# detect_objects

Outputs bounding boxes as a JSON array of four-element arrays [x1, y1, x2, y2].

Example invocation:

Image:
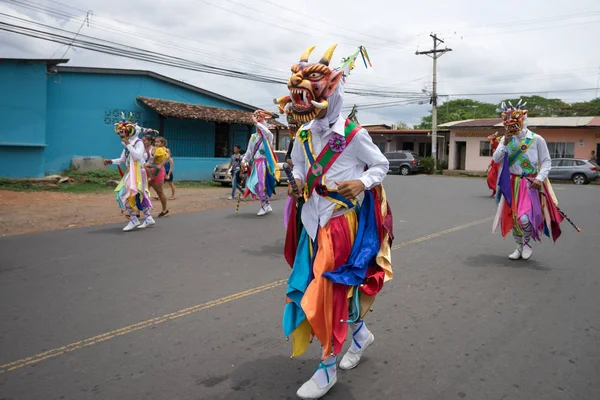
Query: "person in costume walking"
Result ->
[[278, 44, 393, 399], [164, 142, 176, 200], [486, 132, 501, 197], [143, 135, 170, 218], [492, 100, 564, 260], [241, 110, 280, 216], [228, 144, 244, 200], [103, 113, 154, 231]]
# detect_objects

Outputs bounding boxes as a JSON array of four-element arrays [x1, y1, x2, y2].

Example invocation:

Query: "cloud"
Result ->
[[1, 0, 599, 127]]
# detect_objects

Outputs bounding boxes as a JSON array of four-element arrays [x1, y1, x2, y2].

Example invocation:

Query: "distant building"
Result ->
[[442, 117, 600, 171], [362, 125, 449, 160], [0, 58, 283, 179]]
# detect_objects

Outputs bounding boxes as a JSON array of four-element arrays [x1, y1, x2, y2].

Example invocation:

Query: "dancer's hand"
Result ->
[[530, 179, 543, 190], [103, 159, 112, 165], [288, 179, 302, 201], [335, 180, 365, 200], [503, 133, 513, 145], [121, 137, 129, 146]]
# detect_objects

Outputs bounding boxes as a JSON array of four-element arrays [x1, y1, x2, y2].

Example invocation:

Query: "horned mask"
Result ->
[[114, 112, 139, 137], [500, 100, 528, 135], [274, 44, 343, 124]]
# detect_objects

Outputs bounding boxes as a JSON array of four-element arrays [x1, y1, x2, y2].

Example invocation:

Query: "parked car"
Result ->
[[212, 151, 289, 186], [548, 158, 599, 185], [384, 151, 424, 175]]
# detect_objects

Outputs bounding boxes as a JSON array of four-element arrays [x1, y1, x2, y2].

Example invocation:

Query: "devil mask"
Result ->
[[500, 100, 528, 135], [274, 44, 343, 124]]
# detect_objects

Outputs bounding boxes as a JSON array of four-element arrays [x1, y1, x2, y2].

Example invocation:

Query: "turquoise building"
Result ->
[[0, 58, 278, 180]]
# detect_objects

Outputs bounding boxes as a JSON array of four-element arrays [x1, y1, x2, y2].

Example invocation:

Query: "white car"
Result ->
[[212, 151, 288, 186]]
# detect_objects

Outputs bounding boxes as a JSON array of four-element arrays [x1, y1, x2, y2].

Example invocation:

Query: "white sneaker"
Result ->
[[138, 216, 156, 229], [521, 244, 533, 260], [227, 196, 233, 200], [508, 249, 522, 260], [296, 375, 337, 400], [339, 331, 375, 370], [265, 205, 272, 214], [257, 206, 269, 216], [296, 360, 337, 400], [123, 219, 140, 231]]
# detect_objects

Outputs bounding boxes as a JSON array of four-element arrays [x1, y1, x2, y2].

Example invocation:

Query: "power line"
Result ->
[[444, 88, 599, 97], [257, 0, 420, 49], [1, 0, 291, 74]]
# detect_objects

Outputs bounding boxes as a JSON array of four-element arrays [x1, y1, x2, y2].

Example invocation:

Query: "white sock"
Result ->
[[311, 355, 336, 388], [349, 320, 370, 353]]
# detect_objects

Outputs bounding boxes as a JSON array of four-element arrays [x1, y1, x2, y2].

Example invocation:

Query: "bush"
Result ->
[[420, 157, 448, 175], [421, 157, 435, 174], [437, 160, 448, 172]]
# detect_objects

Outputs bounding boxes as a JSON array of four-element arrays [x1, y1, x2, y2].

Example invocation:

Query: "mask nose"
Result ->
[[290, 73, 302, 86]]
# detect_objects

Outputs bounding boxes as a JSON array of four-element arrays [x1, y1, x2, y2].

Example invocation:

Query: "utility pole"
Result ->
[[416, 33, 452, 172]]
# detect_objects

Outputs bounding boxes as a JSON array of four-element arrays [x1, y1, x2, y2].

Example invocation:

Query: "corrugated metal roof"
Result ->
[[527, 117, 595, 127], [441, 116, 600, 128], [0, 58, 69, 65], [588, 117, 600, 126], [439, 119, 475, 127]]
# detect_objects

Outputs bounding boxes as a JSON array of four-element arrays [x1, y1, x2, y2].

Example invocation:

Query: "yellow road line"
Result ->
[[0, 280, 286, 373], [0, 217, 492, 373], [391, 217, 493, 251]]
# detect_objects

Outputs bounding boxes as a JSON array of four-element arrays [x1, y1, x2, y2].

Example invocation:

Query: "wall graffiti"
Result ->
[[104, 109, 142, 125]]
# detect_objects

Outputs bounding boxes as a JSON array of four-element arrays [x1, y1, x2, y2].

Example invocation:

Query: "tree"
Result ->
[[500, 96, 570, 117], [415, 99, 497, 129], [395, 121, 412, 129], [570, 98, 600, 116], [414, 96, 600, 129]]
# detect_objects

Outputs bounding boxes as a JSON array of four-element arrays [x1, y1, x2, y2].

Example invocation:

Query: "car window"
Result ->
[[560, 160, 575, 167], [551, 159, 561, 167], [397, 153, 408, 160], [385, 153, 400, 160], [575, 160, 586, 166]]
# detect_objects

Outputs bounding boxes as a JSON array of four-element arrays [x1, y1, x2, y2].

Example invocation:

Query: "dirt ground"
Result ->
[[0, 187, 277, 237]]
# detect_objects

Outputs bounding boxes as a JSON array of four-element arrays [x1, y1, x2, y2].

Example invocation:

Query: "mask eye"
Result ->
[[512, 111, 522, 120], [309, 72, 322, 80]]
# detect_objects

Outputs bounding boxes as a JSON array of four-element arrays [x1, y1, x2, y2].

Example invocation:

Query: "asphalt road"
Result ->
[[1, 175, 599, 400]]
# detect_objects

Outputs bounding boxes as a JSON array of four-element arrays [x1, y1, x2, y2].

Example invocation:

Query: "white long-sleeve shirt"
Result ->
[[492, 129, 552, 182], [111, 137, 145, 166], [291, 117, 389, 239], [242, 122, 274, 164]]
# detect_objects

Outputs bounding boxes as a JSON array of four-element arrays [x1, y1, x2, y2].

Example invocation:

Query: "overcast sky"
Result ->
[[1, 0, 599, 126]]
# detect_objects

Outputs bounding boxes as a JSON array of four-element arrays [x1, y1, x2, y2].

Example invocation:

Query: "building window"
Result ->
[[215, 123, 230, 158], [375, 142, 386, 153], [547, 142, 575, 158], [419, 142, 432, 157], [480, 141, 492, 157]]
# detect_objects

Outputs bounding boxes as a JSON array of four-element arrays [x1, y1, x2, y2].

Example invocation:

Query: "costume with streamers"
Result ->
[[277, 44, 392, 399], [492, 101, 564, 259], [242, 116, 280, 214], [110, 113, 153, 229], [486, 132, 501, 197]]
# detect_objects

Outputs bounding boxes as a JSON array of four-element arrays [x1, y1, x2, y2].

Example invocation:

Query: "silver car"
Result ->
[[548, 158, 599, 185], [212, 151, 289, 186]]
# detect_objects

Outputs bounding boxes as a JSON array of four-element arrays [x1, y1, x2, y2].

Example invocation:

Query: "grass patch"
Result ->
[[175, 181, 222, 188], [0, 167, 223, 193], [65, 168, 122, 184]]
